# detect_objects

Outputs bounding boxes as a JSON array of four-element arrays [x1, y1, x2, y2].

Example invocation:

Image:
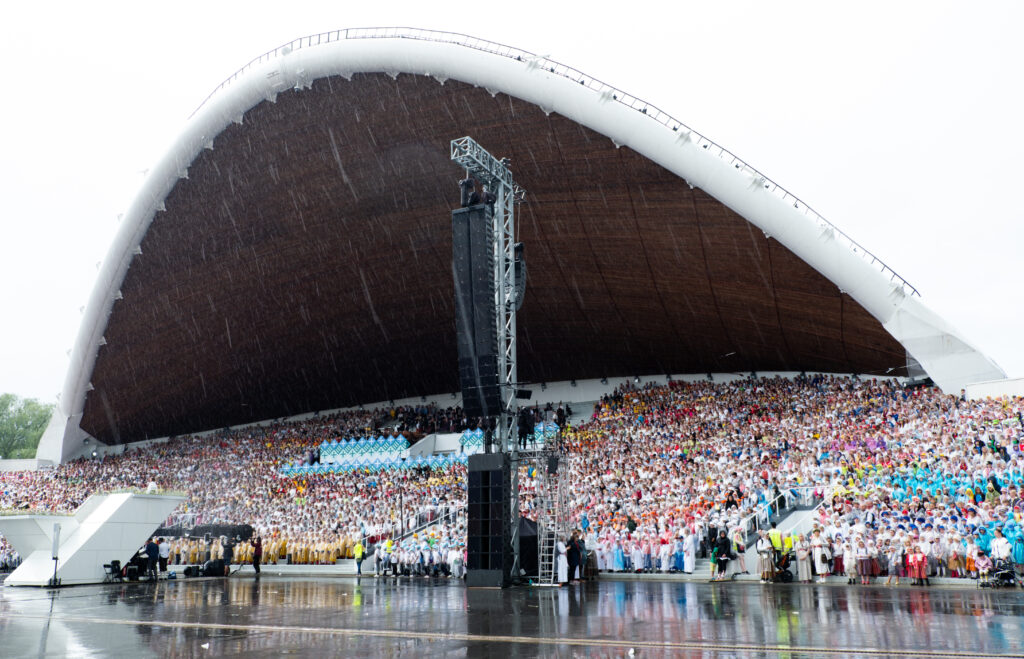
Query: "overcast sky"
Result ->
[[1, 1, 1021, 403]]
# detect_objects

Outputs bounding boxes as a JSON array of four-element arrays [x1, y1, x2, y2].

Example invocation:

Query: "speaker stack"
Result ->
[[465, 452, 512, 587], [452, 204, 502, 419]]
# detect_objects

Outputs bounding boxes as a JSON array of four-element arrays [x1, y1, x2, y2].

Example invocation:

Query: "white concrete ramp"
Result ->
[[740, 506, 823, 568], [0, 492, 185, 586]]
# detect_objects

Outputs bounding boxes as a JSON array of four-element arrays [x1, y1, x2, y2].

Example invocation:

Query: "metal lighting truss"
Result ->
[[451, 135, 526, 579]]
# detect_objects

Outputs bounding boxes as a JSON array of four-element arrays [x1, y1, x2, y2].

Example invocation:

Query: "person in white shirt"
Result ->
[[682, 531, 696, 574], [157, 537, 171, 577], [990, 528, 1012, 563], [448, 545, 465, 579], [556, 539, 568, 584], [658, 540, 672, 573], [755, 531, 774, 583]]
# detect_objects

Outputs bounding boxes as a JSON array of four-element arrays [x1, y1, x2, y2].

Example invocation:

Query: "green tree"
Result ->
[[0, 394, 54, 459]]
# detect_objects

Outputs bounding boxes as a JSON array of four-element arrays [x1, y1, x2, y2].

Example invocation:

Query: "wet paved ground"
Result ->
[[2, 576, 1023, 658]]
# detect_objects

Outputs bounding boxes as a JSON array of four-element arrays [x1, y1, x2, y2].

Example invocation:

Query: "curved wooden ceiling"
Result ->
[[81, 73, 907, 443]]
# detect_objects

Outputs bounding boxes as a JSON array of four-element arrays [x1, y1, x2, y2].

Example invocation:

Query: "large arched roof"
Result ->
[[39, 28, 1003, 460]]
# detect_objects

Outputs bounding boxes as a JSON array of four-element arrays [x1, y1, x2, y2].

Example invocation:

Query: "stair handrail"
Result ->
[[391, 503, 465, 543]]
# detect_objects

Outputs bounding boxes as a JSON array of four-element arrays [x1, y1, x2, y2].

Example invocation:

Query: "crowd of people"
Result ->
[[0, 536, 19, 572], [556, 375, 1024, 584], [0, 405, 469, 571], [2, 374, 1024, 587]]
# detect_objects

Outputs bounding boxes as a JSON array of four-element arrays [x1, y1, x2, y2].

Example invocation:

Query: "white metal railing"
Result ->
[[392, 503, 465, 542], [163, 511, 198, 528], [787, 490, 834, 539], [188, 27, 920, 297], [700, 485, 824, 550]]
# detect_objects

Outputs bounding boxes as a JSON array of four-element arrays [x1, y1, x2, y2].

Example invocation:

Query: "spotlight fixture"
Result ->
[[707, 373, 714, 382], [633, 376, 640, 384], [541, 382, 547, 391], [600, 377, 608, 385], [570, 380, 577, 387]]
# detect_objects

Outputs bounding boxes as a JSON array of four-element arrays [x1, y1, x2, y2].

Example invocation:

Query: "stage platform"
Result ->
[[2, 576, 1022, 657]]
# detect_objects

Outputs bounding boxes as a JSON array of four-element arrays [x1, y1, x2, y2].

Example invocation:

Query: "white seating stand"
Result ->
[[0, 492, 185, 587]]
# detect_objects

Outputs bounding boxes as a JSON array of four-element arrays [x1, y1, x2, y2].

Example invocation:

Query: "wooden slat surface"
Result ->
[[81, 73, 907, 443]]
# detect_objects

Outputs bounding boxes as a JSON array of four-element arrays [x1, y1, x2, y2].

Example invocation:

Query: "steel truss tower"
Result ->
[[451, 136, 526, 579]]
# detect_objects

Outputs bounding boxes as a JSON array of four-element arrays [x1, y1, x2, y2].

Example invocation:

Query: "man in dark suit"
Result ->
[[144, 538, 159, 581], [567, 531, 583, 583]]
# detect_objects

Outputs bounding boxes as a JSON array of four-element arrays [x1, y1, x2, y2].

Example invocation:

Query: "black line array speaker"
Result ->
[[466, 452, 512, 587], [452, 204, 502, 419]]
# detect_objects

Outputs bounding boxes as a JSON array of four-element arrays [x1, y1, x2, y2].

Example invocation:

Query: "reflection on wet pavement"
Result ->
[[2, 577, 1023, 658]]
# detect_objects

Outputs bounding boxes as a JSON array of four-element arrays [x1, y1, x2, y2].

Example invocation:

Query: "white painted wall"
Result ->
[[0, 459, 53, 473], [0, 493, 184, 586], [965, 377, 1024, 401]]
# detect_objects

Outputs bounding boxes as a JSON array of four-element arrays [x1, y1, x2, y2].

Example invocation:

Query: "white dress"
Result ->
[[597, 540, 609, 571], [683, 534, 696, 573], [630, 545, 643, 571], [556, 541, 568, 583], [659, 543, 672, 572]]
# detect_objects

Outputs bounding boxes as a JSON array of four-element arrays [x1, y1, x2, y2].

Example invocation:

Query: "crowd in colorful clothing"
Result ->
[[0, 406, 469, 570], [559, 375, 1024, 584], [3, 374, 1023, 586]]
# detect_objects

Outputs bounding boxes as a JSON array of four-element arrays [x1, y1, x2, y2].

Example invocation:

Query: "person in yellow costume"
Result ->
[[211, 538, 223, 561], [240, 540, 253, 564], [323, 537, 334, 564], [261, 537, 272, 564], [263, 537, 276, 565]]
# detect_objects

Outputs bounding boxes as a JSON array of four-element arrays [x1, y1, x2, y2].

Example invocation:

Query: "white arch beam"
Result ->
[[37, 30, 1003, 463]]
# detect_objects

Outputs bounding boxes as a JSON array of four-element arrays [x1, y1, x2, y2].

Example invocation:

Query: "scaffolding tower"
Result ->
[[450, 136, 526, 580]]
